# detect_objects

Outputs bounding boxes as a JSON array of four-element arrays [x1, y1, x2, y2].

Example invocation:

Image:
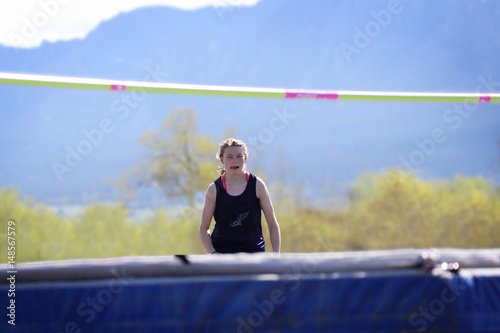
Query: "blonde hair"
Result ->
[[216, 138, 249, 175]]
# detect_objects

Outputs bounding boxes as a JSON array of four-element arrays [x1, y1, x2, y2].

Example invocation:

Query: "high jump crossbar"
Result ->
[[1, 72, 499, 103]]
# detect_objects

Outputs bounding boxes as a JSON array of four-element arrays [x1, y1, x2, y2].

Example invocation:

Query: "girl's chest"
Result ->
[[226, 182, 247, 196]]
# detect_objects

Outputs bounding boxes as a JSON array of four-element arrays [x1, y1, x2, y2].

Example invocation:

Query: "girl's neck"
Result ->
[[222, 171, 249, 192], [224, 170, 247, 183]]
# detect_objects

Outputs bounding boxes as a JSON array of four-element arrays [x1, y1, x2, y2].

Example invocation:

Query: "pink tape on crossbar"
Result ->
[[110, 85, 127, 91], [478, 95, 491, 102], [285, 91, 339, 100]]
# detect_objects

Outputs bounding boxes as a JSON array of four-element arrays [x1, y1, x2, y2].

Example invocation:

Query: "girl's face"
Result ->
[[221, 146, 246, 174]]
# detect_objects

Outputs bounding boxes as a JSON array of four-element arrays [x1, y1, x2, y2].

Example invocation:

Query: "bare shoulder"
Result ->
[[206, 182, 217, 199], [255, 176, 269, 197], [255, 175, 266, 187]]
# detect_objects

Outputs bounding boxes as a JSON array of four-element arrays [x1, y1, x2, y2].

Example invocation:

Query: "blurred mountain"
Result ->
[[0, 1, 499, 207]]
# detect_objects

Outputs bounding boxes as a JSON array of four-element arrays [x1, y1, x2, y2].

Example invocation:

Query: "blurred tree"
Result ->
[[112, 108, 234, 205]]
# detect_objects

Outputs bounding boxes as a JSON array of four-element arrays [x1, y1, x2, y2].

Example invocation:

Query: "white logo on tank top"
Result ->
[[230, 212, 249, 227]]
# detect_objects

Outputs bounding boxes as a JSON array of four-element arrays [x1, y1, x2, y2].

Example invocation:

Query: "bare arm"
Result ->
[[256, 177, 281, 254], [199, 183, 217, 254]]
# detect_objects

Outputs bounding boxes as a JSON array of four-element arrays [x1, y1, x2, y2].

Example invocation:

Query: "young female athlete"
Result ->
[[199, 138, 281, 254]]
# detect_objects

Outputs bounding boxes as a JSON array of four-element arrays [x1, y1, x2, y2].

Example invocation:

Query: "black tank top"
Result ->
[[211, 173, 265, 253]]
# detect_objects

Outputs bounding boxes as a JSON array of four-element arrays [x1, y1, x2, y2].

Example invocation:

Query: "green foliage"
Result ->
[[0, 170, 499, 262], [290, 171, 500, 252], [0, 187, 73, 262]]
